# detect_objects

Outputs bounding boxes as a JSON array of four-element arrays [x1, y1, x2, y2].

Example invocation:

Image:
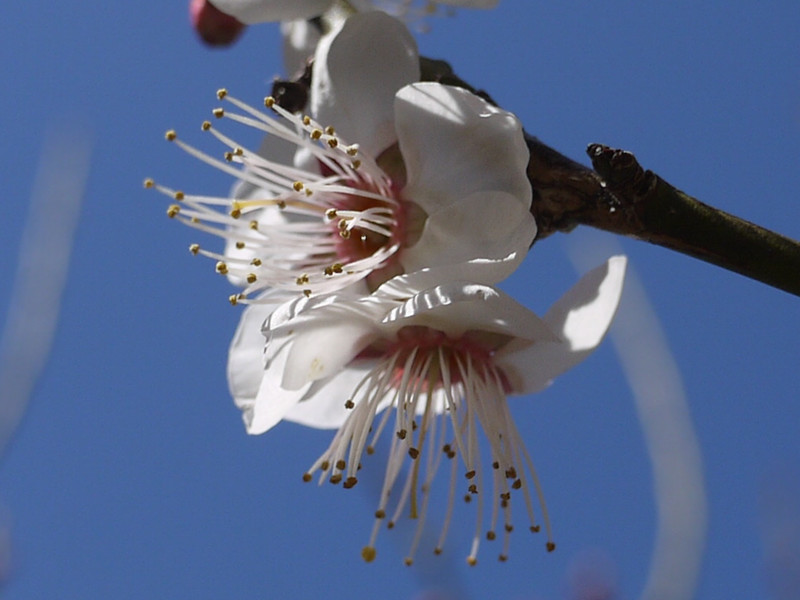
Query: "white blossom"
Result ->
[[208, 0, 499, 25], [228, 256, 627, 563], [147, 12, 534, 301]]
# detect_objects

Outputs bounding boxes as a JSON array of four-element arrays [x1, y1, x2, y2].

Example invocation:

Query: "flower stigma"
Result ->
[[302, 324, 555, 565], [146, 89, 421, 300]]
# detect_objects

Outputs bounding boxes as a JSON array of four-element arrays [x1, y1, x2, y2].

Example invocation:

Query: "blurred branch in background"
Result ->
[[570, 236, 707, 600], [0, 127, 91, 461]]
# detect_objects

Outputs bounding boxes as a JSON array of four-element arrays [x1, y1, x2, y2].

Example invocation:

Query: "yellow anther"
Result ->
[[249, 220, 259, 230], [342, 477, 358, 489], [191, 217, 199, 223], [165, 130, 177, 141], [325, 208, 337, 219], [339, 229, 351, 239], [277, 200, 286, 209], [302, 473, 312, 482], [338, 219, 348, 230], [530, 525, 541, 533], [486, 531, 496, 541], [189, 244, 200, 255], [216, 89, 228, 100], [303, 289, 311, 297], [216, 261, 228, 275], [293, 181, 304, 192], [228, 294, 238, 305], [246, 273, 257, 284], [212, 107, 224, 119], [173, 191, 184, 201], [224, 152, 233, 162], [344, 399, 354, 409], [374, 509, 386, 519], [346, 145, 358, 156], [434, 548, 442, 556], [166, 205, 180, 218], [329, 474, 342, 485], [264, 96, 275, 108], [361, 547, 377, 563], [466, 557, 477, 566], [498, 554, 508, 562], [251, 258, 262, 266], [505, 524, 514, 533], [404, 558, 413, 566], [201, 121, 211, 131], [546, 542, 556, 552], [235, 241, 245, 249], [327, 137, 339, 149], [229, 207, 242, 219], [310, 128, 322, 140], [331, 263, 343, 273], [302, 116, 311, 125], [324, 126, 335, 135], [296, 273, 309, 285], [351, 159, 362, 170], [323, 266, 333, 277], [143, 178, 154, 188]]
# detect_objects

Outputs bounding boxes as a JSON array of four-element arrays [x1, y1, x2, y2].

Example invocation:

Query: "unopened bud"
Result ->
[[189, 0, 245, 47]]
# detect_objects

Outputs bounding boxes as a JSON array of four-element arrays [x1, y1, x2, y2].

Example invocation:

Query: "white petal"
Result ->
[[208, 0, 330, 23], [381, 281, 557, 341], [245, 334, 312, 434], [311, 11, 419, 156], [495, 256, 627, 393], [281, 19, 321, 76], [284, 363, 377, 429], [227, 302, 273, 407], [396, 82, 531, 212], [399, 190, 535, 275]]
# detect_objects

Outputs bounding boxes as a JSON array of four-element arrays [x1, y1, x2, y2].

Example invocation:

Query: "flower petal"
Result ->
[[311, 11, 419, 156], [396, 82, 531, 211], [399, 190, 536, 275], [381, 280, 557, 341], [208, 0, 330, 23], [495, 256, 627, 393], [227, 302, 273, 407]]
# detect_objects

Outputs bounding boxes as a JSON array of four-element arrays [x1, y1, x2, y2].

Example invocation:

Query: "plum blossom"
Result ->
[[228, 256, 627, 563], [207, 0, 499, 25], [147, 12, 534, 300]]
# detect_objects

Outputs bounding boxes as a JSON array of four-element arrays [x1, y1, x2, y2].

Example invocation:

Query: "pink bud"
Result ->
[[189, 0, 245, 47]]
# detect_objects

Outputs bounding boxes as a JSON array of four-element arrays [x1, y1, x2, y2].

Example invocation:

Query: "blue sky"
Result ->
[[1, 1, 799, 598]]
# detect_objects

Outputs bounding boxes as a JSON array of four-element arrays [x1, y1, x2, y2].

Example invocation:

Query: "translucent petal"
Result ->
[[209, 0, 330, 23], [311, 11, 419, 157], [396, 82, 531, 211]]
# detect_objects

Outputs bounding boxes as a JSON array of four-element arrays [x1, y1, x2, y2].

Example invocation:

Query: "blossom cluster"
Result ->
[[150, 0, 626, 565]]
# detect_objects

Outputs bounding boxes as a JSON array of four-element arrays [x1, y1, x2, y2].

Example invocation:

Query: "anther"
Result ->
[[343, 477, 358, 489], [325, 208, 337, 219], [229, 207, 242, 219], [166, 205, 180, 218], [344, 399, 355, 409], [215, 261, 228, 274], [465, 470, 476, 480], [408, 448, 419, 460], [249, 220, 258, 230], [246, 273, 257, 284], [235, 241, 245, 249], [216, 89, 227, 100], [396, 429, 407, 440], [165, 130, 177, 141], [292, 181, 304, 192], [366, 446, 375, 455], [264, 96, 275, 108], [387, 522, 395, 530], [374, 509, 386, 519], [327, 137, 338, 148], [505, 524, 513, 533], [492, 461, 500, 469], [201, 121, 211, 131], [143, 178, 154, 188], [512, 479, 522, 490], [303, 290, 311, 297], [546, 542, 556, 552], [468, 484, 478, 494], [310, 129, 322, 140], [251, 258, 262, 266], [212, 107, 224, 119], [189, 244, 200, 255], [433, 548, 443, 556], [302, 473, 312, 482], [361, 546, 377, 563], [335, 459, 346, 470], [228, 295, 238, 306], [499, 554, 508, 562], [324, 126, 335, 135], [530, 525, 540, 533], [320, 461, 330, 471], [466, 557, 477, 566], [505, 467, 517, 479], [486, 531, 496, 541], [404, 558, 413, 566], [329, 474, 342, 485]]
